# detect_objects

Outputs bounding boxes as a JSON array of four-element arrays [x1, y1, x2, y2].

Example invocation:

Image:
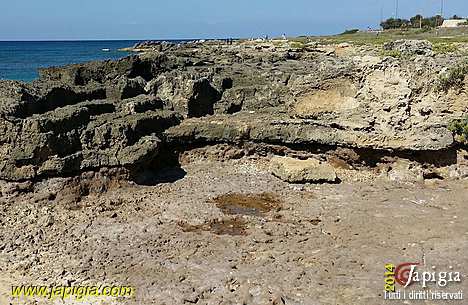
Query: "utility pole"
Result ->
[[439, 0, 444, 27], [395, 0, 399, 19]]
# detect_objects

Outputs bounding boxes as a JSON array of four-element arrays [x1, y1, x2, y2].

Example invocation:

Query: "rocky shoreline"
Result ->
[[1, 38, 468, 305], [0, 39, 467, 185]]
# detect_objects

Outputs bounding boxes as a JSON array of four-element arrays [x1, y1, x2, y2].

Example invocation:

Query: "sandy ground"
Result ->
[[0, 157, 467, 305]]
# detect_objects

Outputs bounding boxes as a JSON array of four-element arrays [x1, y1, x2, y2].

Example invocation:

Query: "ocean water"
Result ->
[[0, 40, 140, 82]]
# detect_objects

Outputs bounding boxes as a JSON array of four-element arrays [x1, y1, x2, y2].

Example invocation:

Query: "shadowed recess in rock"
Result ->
[[132, 167, 187, 186]]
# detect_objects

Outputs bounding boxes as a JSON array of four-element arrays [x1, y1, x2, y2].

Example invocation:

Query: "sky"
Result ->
[[0, 0, 467, 40]]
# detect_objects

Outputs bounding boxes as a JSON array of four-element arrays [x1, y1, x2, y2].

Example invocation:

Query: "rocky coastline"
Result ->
[[1, 38, 468, 305], [1, 39, 467, 184]]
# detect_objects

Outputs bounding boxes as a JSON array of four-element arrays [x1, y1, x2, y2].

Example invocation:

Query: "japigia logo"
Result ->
[[384, 262, 463, 301]]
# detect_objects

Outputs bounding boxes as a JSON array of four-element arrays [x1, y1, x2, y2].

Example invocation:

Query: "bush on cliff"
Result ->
[[448, 117, 468, 144], [437, 61, 468, 92]]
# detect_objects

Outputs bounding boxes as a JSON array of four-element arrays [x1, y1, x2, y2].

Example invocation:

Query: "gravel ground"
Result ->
[[1, 157, 467, 305]]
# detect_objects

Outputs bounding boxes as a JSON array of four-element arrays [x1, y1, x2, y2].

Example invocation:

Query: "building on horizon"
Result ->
[[440, 19, 467, 28]]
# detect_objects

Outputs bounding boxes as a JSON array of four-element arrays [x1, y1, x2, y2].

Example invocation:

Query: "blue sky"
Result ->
[[1, 0, 467, 40]]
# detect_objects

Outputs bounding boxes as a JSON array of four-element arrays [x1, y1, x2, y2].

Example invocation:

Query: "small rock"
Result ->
[[387, 160, 424, 182]]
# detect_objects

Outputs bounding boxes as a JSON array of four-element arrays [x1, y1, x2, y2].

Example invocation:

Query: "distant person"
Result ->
[[282, 33, 287, 40]]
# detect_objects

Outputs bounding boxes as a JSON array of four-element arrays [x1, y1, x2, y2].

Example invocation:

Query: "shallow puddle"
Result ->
[[212, 192, 282, 216], [179, 218, 247, 236]]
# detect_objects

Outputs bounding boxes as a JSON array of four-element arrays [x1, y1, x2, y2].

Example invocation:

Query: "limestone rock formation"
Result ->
[[386, 160, 425, 182], [383, 39, 433, 56], [270, 156, 337, 183], [0, 39, 467, 182]]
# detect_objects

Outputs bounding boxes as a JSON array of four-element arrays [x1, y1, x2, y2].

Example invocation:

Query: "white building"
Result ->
[[440, 19, 467, 28]]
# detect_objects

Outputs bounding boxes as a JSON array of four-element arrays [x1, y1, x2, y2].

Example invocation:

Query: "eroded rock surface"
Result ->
[[383, 39, 433, 56], [1, 40, 467, 182], [270, 156, 337, 183], [1, 39, 468, 305]]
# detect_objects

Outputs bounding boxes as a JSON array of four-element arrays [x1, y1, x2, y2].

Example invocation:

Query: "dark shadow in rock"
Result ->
[[187, 78, 221, 118], [132, 167, 187, 186], [423, 172, 444, 180]]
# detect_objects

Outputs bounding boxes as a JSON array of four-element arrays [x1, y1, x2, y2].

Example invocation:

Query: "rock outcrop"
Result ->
[[270, 156, 337, 183], [0, 55, 182, 181], [0, 39, 467, 182], [383, 39, 433, 56]]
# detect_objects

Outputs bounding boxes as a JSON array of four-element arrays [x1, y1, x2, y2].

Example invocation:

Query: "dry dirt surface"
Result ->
[[1, 157, 467, 305]]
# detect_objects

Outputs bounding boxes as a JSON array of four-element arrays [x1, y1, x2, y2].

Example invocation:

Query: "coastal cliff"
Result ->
[[0, 39, 467, 183], [1, 39, 468, 305]]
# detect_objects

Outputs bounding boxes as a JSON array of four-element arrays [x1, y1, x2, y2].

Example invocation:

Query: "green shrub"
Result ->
[[380, 49, 402, 58], [437, 61, 468, 92], [448, 117, 468, 143], [381, 18, 411, 30], [290, 41, 305, 49], [341, 29, 359, 35], [433, 43, 459, 54], [414, 27, 431, 34]]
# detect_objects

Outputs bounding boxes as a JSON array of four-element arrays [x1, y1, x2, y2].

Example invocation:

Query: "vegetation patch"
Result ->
[[433, 43, 459, 54], [308, 28, 468, 47], [437, 61, 468, 92], [380, 14, 445, 30], [341, 29, 359, 35], [380, 49, 402, 58], [448, 117, 468, 144], [290, 41, 305, 49], [289, 37, 309, 44]]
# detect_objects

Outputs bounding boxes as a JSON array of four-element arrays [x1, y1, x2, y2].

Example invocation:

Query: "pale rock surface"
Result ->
[[387, 160, 425, 182], [270, 156, 337, 183]]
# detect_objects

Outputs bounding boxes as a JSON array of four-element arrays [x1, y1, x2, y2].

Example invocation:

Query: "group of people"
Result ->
[[223, 33, 287, 44]]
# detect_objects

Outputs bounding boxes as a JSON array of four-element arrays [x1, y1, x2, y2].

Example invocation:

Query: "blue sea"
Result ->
[[0, 40, 141, 82]]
